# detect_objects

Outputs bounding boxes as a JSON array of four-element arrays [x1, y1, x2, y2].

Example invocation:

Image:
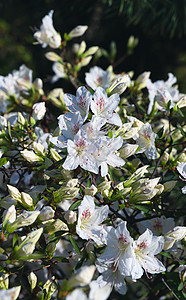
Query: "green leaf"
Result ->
[[69, 199, 82, 211], [160, 251, 172, 258], [133, 204, 151, 213], [69, 234, 81, 255], [0, 157, 10, 167], [54, 256, 69, 263], [157, 127, 164, 139], [178, 282, 184, 291]]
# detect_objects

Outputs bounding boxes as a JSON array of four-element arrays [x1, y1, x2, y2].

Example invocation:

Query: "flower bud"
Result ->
[[64, 210, 77, 224], [32, 102, 46, 121], [68, 25, 88, 38], [84, 46, 99, 57], [124, 165, 149, 187], [45, 52, 62, 62], [66, 179, 79, 188], [21, 192, 33, 207], [3, 205, 16, 228], [50, 148, 62, 161], [17, 112, 26, 126], [130, 187, 159, 203], [78, 56, 92, 68], [21, 150, 42, 163], [97, 181, 111, 197], [39, 206, 55, 221], [28, 272, 37, 290], [33, 141, 45, 155], [77, 41, 86, 55], [8, 210, 40, 233], [7, 185, 21, 202], [108, 74, 130, 96], [43, 279, 57, 299], [160, 151, 169, 164], [16, 228, 43, 257], [0, 274, 9, 289], [53, 186, 79, 203], [136, 71, 151, 90], [45, 219, 68, 234], [163, 181, 177, 193], [33, 78, 43, 91], [164, 226, 186, 250], [84, 184, 97, 196], [68, 265, 96, 288], [174, 95, 186, 110], [119, 143, 138, 159], [177, 149, 186, 163]]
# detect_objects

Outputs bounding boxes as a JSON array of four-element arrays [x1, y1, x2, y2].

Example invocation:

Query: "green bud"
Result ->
[[33, 141, 45, 155], [45, 52, 62, 62], [50, 148, 62, 161], [45, 219, 68, 234], [0, 274, 9, 289], [28, 272, 37, 290], [53, 186, 79, 203], [84, 184, 97, 196]]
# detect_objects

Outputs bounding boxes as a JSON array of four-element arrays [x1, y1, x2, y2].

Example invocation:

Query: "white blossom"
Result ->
[[34, 10, 61, 48], [85, 66, 111, 90]]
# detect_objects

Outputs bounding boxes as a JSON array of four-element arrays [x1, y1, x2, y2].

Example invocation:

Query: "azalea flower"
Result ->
[[92, 135, 125, 177], [137, 215, 175, 236], [130, 229, 166, 279], [133, 123, 158, 159], [76, 195, 109, 244], [85, 66, 111, 90], [97, 221, 134, 276], [64, 86, 92, 121], [62, 129, 99, 173], [89, 280, 112, 300], [50, 111, 84, 148], [32, 102, 46, 121], [34, 10, 61, 48], [176, 162, 186, 194], [146, 73, 179, 114], [91, 87, 122, 126], [96, 262, 127, 295]]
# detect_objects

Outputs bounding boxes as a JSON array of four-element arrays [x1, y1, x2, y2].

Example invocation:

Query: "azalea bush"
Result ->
[[0, 10, 186, 300]]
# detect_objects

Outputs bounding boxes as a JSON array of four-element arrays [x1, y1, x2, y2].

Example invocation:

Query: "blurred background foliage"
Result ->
[[0, 0, 186, 93]]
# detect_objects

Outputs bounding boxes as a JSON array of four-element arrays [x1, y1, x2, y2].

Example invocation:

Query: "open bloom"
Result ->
[[85, 66, 111, 90], [131, 229, 165, 280], [133, 123, 158, 159], [34, 10, 61, 48], [76, 195, 109, 244], [91, 87, 122, 126], [64, 86, 92, 121], [97, 221, 134, 276]]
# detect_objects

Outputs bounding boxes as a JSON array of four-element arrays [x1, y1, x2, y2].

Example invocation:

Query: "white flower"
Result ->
[[89, 280, 112, 300], [146, 73, 179, 114], [34, 10, 61, 48], [133, 123, 158, 159], [64, 86, 92, 121], [177, 162, 186, 194], [98, 221, 134, 277], [52, 62, 66, 83], [92, 136, 125, 177], [85, 66, 111, 90], [0, 286, 21, 300], [76, 195, 109, 244], [66, 289, 88, 300], [21, 149, 42, 163], [137, 215, 175, 236], [96, 262, 127, 295], [91, 87, 122, 126], [62, 129, 99, 174], [131, 229, 165, 279], [64, 210, 77, 224], [32, 102, 46, 121]]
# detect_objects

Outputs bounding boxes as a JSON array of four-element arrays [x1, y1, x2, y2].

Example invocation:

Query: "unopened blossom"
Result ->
[[76, 195, 109, 244], [85, 66, 111, 90], [64, 86, 92, 121], [0, 286, 21, 300], [131, 229, 165, 279], [91, 87, 122, 126], [133, 123, 158, 159], [108, 74, 130, 95], [177, 162, 186, 194], [32, 102, 46, 121], [68, 265, 96, 288], [34, 10, 61, 48], [21, 149, 42, 163], [146, 73, 179, 114], [135, 71, 151, 90], [89, 280, 112, 300], [164, 226, 186, 250], [52, 62, 66, 83], [98, 221, 134, 276], [68, 25, 88, 39]]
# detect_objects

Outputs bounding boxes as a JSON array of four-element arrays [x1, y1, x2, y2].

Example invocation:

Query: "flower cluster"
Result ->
[[0, 10, 185, 300]]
